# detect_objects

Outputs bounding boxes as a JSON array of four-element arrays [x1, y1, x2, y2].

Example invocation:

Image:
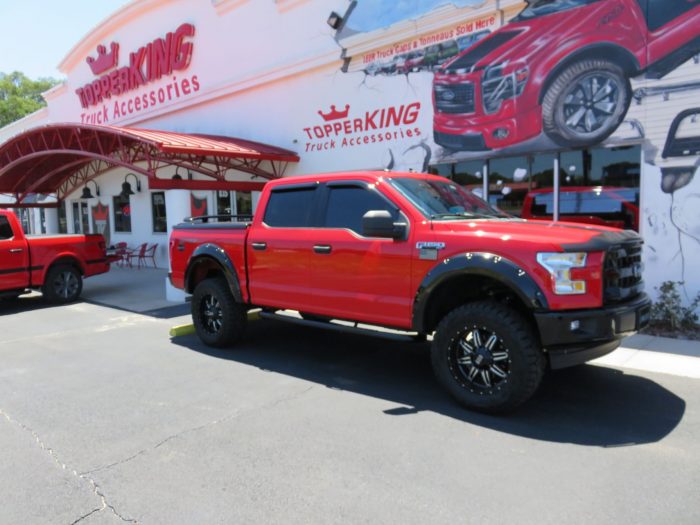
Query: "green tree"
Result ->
[[0, 71, 60, 127]]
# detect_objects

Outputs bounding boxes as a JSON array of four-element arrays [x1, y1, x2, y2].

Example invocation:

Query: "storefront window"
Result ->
[[151, 192, 167, 233], [236, 191, 253, 220], [452, 160, 485, 188], [530, 153, 557, 190], [559, 150, 585, 186], [58, 203, 67, 233], [113, 195, 132, 233], [488, 156, 529, 216], [216, 191, 232, 216], [591, 145, 641, 188]]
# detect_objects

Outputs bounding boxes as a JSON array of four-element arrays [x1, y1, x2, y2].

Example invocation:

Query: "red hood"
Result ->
[[430, 218, 635, 255], [441, 2, 610, 74]]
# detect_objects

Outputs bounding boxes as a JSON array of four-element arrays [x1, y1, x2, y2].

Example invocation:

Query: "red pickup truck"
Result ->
[[170, 172, 650, 412], [433, 0, 700, 151], [0, 210, 110, 303]]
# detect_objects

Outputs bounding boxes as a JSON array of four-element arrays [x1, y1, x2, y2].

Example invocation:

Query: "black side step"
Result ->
[[258, 311, 427, 343]]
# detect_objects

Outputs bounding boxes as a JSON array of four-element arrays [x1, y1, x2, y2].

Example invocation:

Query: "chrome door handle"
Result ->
[[313, 245, 332, 255], [9, 248, 23, 253], [251, 242, 267, 251]]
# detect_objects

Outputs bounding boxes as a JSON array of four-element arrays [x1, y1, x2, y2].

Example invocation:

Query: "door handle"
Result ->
[[9, 248, 23, 253], [251, 242, 267, 251], [313, 245, 332, 255]]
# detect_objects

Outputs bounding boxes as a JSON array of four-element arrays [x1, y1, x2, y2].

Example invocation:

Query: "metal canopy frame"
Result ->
[[0, 124, 299, 207]]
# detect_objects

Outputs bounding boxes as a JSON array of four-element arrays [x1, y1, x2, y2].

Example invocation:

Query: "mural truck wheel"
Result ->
[[192, 277, 247, 347], [542, 59, 631, 148], [43, 265, 83, 304]]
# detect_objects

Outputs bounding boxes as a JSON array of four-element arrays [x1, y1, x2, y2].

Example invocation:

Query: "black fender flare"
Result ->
[[184, 243, 243, 302], [412, 252, 549, 333]]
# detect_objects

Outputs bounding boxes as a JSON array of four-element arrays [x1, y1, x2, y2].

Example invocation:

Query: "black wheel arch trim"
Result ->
[[412, 252, 549, 333], [184, 243, 243, 302]]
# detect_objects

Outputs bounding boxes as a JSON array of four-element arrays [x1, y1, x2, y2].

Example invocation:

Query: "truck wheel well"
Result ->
[[186, 257, 226, 294], [48, 257, 83, 276], [422, 275, 536, 335], [539, 45, 640, 105]]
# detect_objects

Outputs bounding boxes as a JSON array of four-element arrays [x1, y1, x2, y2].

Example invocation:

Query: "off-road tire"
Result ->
[[431, 301, 545, 413], [542, 59, 631, 148], [192, 277, 247, 347], [42, 265, 83, 304]]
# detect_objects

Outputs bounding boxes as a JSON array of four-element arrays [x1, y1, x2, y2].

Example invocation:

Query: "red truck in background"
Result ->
[[170, 171, 651, 413], [0, 210, 110, 303], [521, 186, 640, 230], [433, 0, 700, 151]]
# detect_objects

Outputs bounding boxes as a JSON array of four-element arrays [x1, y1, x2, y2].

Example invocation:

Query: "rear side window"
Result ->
[[636, 0, 700, 31], [0, 216, 13, 240], [263, 188, 316, 227], [324, 186, 399, 234]]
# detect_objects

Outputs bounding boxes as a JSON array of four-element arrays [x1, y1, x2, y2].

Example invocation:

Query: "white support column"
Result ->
[[553, 156, 560, 222], [44, 208, 59, 234], [165, 189, 191, 302]]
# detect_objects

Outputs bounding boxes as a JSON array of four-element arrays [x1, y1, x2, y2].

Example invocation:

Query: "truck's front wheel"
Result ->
[[192, 277, 247, 347], [431, 301, 544, 413]]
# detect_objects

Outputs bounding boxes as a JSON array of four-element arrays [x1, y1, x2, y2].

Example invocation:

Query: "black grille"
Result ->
[[434, 83, 475, 114], [604, 241, 644, 304]]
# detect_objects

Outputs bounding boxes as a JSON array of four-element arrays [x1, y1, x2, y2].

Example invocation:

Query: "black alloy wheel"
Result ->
[[191, 277, 247, 347], [448, 325, 511, 393], [431, 301, 545, 413]]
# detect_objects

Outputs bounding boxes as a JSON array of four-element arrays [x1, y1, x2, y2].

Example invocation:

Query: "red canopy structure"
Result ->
[[0, 123, 299, 206]]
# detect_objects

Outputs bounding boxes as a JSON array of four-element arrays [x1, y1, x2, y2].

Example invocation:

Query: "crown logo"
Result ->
[[91, 202, 109, 222], [318, 104, 350, 121], [86, 42, 119, 75]]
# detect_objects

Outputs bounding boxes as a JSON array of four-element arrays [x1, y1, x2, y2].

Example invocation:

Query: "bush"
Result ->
[[649, 281, 700, 331]]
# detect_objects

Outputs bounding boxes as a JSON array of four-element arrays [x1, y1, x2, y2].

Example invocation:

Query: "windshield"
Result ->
[[390, 177, 506, 219], [513, 0, 600, 21]]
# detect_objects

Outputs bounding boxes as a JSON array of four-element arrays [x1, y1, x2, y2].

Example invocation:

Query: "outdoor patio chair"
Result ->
[[113, 242, 129, 267], [125, 243, 148, 269], [138, 243, 158, 269]]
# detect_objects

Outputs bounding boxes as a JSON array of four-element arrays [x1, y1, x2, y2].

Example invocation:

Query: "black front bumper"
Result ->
[[433, 130, 490, 151], [534, 293, 651, 369]]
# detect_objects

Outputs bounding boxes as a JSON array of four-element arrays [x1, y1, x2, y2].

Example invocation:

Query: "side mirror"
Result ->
[[362, 210, 406, 239]]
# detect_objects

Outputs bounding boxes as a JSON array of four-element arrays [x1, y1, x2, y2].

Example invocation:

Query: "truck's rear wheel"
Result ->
[[192, 277, 246, 347], [43, 265, 82, 304], [542, 59, 631, 147], [431, 301, 544, 413]]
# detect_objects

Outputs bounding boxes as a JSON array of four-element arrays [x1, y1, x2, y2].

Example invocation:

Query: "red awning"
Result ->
[[0, 123, 299, 205]]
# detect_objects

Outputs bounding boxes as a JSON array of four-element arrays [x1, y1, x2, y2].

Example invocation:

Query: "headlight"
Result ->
[[482, 66, 529, 114], [537, 252, 587, 295]]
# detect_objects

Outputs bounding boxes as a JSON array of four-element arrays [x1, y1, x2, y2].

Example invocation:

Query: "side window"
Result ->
[[324, 186, 399, 234], [638, 0, 700, 31], [263, 188, 315, 227], [0, 216, 14, 240]]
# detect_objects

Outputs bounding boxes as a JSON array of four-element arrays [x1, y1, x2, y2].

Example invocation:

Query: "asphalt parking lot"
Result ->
[[1, 295, 699, 525]]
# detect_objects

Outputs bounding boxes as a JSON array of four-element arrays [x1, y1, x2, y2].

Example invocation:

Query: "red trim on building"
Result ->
[[0, 123, 298, 205]]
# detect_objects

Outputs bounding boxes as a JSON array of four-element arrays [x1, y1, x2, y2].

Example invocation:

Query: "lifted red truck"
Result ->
[[0, 210, 111, 303], [170, 172, 650, 412]]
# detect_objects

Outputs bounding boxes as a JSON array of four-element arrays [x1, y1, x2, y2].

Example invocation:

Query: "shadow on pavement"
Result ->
[[0, 294, 188, 319], [173, 318, 686, 447]]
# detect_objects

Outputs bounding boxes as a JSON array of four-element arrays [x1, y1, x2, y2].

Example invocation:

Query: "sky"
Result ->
[[0, 0, 133, 79], [347, 0, 481, 33]]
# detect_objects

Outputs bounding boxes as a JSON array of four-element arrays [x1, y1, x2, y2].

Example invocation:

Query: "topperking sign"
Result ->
[[76, 23, 200, 124]]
